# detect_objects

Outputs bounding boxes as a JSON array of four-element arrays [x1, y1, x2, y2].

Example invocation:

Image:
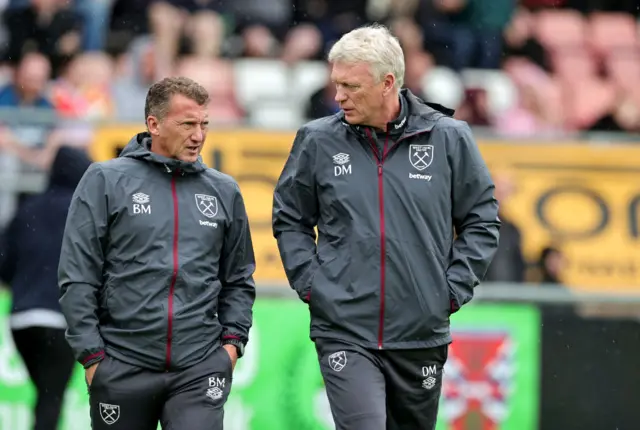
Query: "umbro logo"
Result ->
[[132, 192, 149, 204], [332, 153, 350, 165]]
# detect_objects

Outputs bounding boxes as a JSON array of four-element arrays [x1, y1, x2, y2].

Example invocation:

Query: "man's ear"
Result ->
[[382, 73, 396, 96], [147, 116, 161, 136]]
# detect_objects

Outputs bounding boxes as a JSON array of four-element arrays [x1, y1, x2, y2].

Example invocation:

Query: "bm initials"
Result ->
[[209, 377, 225, 388], [133, 204, 151, 214]]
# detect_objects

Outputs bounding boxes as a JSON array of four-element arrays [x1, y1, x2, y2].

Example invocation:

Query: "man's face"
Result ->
[[16, 55, 50, 99], [331, 61, 386, 126], [148, 94, 209, 163]]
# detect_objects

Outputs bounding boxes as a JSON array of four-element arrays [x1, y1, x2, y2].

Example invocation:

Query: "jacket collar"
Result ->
[[339, 89, 454, 140], [119, 132, 207, 174]]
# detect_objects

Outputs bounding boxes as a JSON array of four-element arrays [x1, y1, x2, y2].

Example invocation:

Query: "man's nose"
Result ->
[[335, 88, 347, 103], [191, 127, 204, 142]]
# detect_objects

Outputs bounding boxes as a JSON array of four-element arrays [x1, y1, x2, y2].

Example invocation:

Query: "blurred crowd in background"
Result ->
[[1, 0, 640, 131]]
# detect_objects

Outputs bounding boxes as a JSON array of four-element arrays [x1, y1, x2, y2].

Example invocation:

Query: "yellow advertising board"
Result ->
[[480, 142, 640, 292], [91, 126, 640, 292]]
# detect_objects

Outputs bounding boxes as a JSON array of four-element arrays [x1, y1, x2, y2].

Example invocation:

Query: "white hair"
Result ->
[[328, 24, 405, 89]]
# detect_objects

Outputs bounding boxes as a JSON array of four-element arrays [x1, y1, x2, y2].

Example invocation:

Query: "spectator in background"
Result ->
[[75, 0, 114, 51], [226, 0, 292, 58], [108, 0, 151, 51], [305, 64, 339, 120], [279, 23, 324, 64], [148, 0, 226, 79], [402, 50, 432, 100], [455, 88, 492, 126], [502, 7, 550, 71], [50, 52, 115, 119], [174, 55, 245, 124], [0, 52, 53, 110], [0, 145, 92, 430], [112, 36, 157, 122], [2, 0, 82, 77], [539, 246, 566, 285], [0, 53, 57, 222], [292, 0, 370, 55], [420, 0, 514, 70], [485, 172, 526, 283]]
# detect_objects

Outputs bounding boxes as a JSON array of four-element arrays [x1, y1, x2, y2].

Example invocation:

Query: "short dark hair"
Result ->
[[144, 77, 209, 123]]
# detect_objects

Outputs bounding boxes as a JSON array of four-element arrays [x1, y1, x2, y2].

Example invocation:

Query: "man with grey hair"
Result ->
[[273, 24, 500, 429]]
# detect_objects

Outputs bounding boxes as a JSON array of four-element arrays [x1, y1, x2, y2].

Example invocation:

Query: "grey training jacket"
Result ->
[[59, 133, 256, 371], [272, 90, 500, 350]]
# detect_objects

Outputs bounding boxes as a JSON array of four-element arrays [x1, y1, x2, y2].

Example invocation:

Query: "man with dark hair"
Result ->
[[59, 76, 256, 429]]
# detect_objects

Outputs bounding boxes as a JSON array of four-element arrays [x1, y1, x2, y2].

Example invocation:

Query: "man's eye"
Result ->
[[182, 122, 194, 129]]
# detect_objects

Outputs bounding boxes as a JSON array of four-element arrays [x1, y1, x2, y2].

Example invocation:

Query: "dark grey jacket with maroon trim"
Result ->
[[58, 133, 256, 370], [272, 89, 500, 350]]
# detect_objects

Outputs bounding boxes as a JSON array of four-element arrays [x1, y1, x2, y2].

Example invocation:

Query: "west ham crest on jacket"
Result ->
[[409, 144, 434, 171], [195, 194, 218, 218]]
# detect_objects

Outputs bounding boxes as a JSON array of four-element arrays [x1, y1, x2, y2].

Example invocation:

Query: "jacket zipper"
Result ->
[[166, 174, 180, 370], [362, 129, 430, 349], [364, 129, 389, 349]]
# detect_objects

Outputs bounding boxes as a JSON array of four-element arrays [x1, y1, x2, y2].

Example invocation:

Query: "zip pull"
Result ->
[[378, 165, 383, 176]]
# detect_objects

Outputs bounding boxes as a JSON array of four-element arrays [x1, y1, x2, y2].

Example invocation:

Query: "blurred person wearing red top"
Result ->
[[50, 52, 115, 119]]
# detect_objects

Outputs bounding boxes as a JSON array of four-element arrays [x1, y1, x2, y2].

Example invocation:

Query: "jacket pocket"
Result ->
[[308, 248, 353, 322], [385, 240, 450, 341], [87, 355, 109, 392], [307, 254, 338, 307], [446, 272, 475, 314]]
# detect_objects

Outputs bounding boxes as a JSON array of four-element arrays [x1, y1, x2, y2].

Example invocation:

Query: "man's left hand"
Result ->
[[222, 344, 238, 371]]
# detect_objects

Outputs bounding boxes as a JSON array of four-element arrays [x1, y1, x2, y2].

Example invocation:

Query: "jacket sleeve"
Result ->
[[218, 183, 257, 347], [58, 163, 109, 368], [446, 123, 501, 312], [272, 127, 319, 303]]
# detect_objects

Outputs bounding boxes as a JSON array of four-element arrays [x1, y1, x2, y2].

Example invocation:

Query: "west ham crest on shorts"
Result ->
[[328, 351, 347, 372], [99, 403, 120, 425]]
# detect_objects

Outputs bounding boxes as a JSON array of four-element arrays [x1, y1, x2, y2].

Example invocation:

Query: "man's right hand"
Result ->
[[85, 362, 100, 386]]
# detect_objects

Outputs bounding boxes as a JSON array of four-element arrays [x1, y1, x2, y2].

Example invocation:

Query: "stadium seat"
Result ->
[[290, 61, 329, 105], [248, 100, 303, 130], [588, 12, 640, 56], [534, 10, 586, 49], [420, 67, 465, 110], [606, 53, 640, 92], [563, 78, 616, 129], [233, 59, 290, 108], [550, 49, 598, 80]]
